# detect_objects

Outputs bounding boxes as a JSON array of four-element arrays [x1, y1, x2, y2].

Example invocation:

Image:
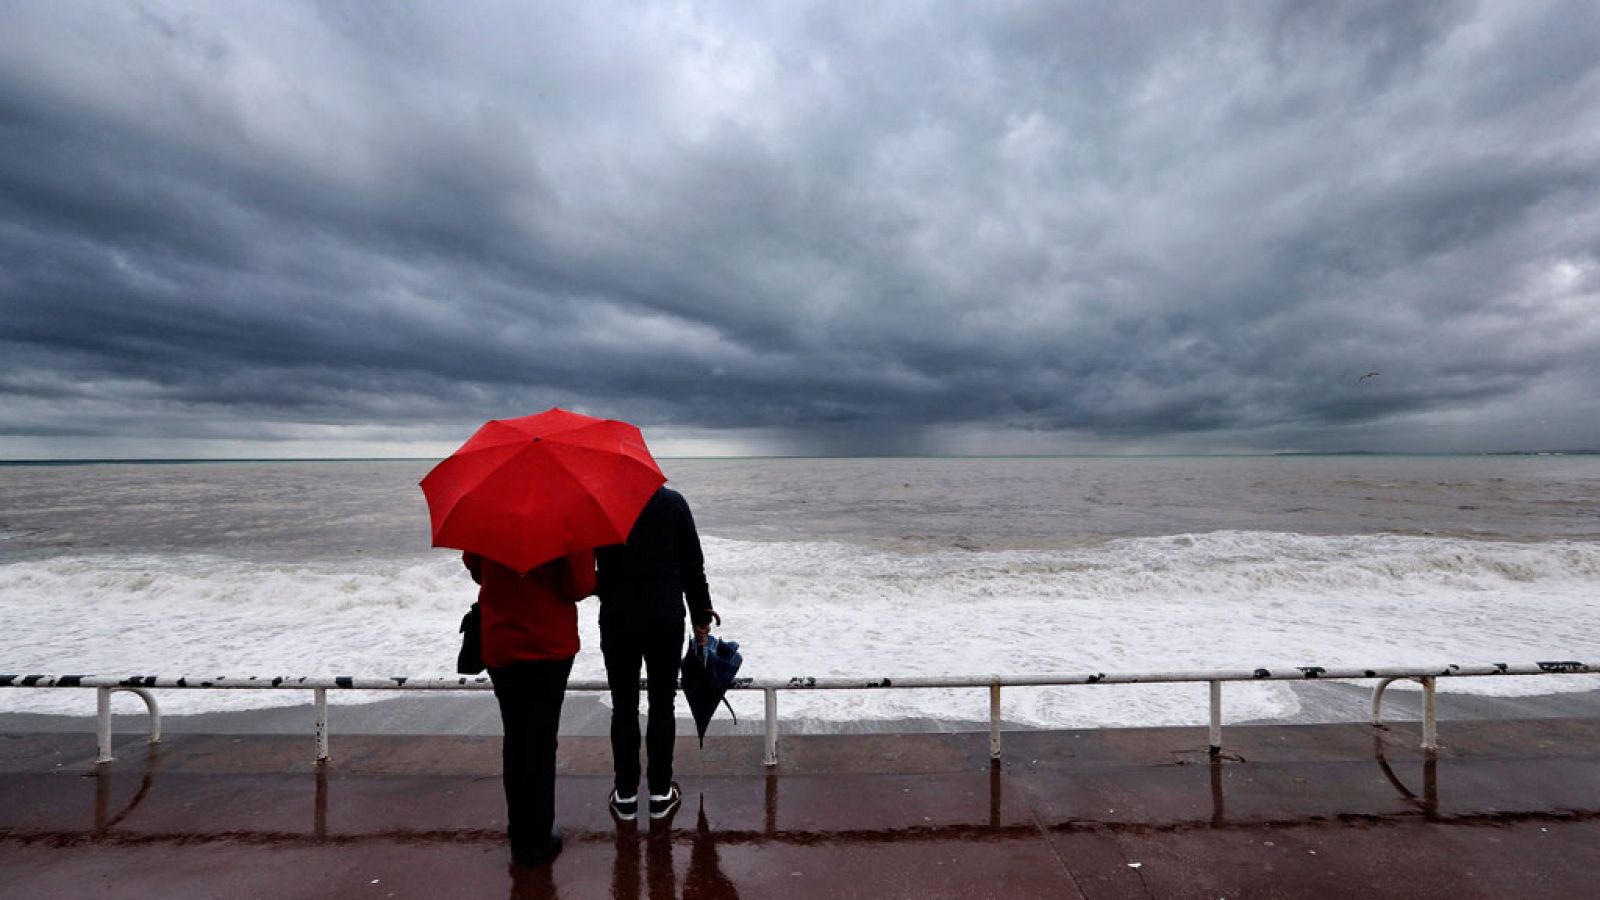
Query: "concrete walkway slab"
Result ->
[[3, 719, 1600, 898]]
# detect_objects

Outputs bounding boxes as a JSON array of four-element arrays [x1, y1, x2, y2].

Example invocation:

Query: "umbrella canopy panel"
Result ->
[[421, 409, 665, 572]]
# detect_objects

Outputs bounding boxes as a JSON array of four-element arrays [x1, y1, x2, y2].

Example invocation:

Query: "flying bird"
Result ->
[[1357, 372, 1380, 383]]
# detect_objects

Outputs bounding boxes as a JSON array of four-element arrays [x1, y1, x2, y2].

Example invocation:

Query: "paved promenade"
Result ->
[[2, 718, 1598, 898]]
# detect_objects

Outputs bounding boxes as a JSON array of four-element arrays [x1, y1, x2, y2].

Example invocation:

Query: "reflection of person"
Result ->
[[608, 793, 737, 899], [596, 486, 719, 821], [609, 814, 642, 900], [465, 549, 595, 868]]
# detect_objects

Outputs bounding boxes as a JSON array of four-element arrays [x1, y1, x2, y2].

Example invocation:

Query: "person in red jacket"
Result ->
[[464, 548, 595, 868]]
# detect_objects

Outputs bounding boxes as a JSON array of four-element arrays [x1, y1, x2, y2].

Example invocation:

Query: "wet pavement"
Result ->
[[2, 719, 1599, 898]]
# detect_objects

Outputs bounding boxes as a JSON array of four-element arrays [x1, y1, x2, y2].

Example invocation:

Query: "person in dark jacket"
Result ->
[[465, 549, 595, 868], [596, 485, 718, 821]]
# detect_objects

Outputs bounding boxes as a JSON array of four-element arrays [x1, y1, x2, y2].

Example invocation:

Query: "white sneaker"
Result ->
[[608, 789, 638, 821], [648, 784, 681, 820]]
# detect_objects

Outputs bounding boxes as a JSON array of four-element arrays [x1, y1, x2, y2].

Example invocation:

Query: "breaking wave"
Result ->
[[2, 531, 1598, 724]]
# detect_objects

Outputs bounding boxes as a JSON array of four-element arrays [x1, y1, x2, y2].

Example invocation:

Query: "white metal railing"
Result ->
[[3, 661, 1594, 766]]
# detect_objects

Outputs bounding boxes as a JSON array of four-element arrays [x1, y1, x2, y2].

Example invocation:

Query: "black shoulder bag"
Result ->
[[457, 602, 485, 674]]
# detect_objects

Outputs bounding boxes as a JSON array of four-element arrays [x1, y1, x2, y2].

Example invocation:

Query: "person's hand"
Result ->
[[695, 609, 722, 646]]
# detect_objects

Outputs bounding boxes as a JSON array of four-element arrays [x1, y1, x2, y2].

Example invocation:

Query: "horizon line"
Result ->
[[2, 450, 1597, 466]]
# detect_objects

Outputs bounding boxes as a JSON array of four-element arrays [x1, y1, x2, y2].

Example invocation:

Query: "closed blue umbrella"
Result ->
[[680, 634, 743, 746]]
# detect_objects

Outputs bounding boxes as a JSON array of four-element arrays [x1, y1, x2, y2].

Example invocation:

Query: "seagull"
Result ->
[[1357, 372, 1380, 383]]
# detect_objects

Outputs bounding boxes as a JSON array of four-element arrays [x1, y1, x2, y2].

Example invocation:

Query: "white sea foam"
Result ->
[[2, 531, 1598, 724]]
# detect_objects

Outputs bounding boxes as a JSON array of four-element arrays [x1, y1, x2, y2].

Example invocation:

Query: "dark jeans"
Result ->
[[602, 620, 684, 797], [489, 656, 573, 857]]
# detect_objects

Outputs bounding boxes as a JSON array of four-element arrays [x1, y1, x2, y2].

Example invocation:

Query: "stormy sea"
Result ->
[[2, 456, 1599, 728]]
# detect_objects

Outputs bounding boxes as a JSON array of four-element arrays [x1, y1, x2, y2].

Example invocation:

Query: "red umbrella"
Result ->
[[420, 408, 666, 572]]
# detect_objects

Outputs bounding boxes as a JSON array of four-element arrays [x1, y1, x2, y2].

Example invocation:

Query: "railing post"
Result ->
[[117, 687, 162, 746], [763, 689, 778, 767], [1371, 677, 1401, 726], [1420, 676, 1438, 751], [142, 691, 162, 746], [1208, 680, 1222, 755], [989, 679, 1002, 761], [314, 688, 329, 764], [96, 687, 114, 765]]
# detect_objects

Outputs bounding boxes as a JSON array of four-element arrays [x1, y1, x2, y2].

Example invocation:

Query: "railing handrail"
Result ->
[[5, 661, 1594, 767], [3, 661, 1592, 692]]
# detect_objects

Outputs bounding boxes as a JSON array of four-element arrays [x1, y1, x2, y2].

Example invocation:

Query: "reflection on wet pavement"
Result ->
[[6, 721, 1600, 898]]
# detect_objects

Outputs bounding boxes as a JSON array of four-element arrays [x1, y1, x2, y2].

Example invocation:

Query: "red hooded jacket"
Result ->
[[464, 550, 596, 665]]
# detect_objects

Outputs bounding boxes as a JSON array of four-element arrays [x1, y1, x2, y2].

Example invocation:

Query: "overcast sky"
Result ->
[[2, 1, 1598, 457]]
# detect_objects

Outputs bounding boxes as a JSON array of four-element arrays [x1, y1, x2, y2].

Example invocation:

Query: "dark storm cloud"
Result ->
[[2, 0, 1598, 454]]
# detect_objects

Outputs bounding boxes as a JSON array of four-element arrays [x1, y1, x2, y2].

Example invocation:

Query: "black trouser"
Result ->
[[488, 656, 573, 857], [601, 619, 684, 797]]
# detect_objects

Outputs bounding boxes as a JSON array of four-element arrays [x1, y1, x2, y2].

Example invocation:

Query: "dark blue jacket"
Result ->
[[596, 487, 713, 633]]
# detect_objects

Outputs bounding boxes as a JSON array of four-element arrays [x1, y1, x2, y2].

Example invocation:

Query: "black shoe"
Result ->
[[648, 784, 681, 820], [511, 826, 563, 868], [609, 789, 638, 822]]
